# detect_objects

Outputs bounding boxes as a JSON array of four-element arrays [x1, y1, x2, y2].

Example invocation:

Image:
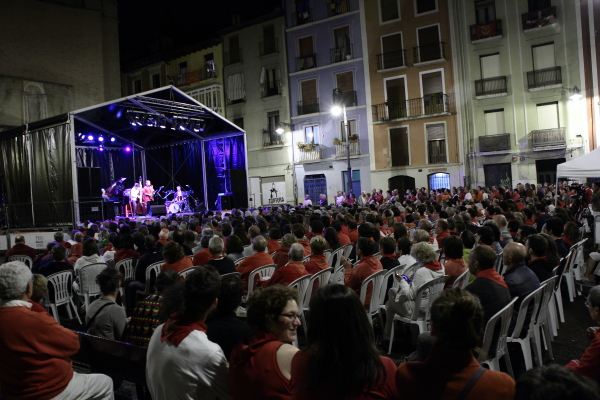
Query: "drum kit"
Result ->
[[163, 188, 195, 214]]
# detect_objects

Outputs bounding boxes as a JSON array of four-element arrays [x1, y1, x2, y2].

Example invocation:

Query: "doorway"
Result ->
[[484, 163, 512, 188], [535, 158, 565, 185], [428, 172, 450, 190]]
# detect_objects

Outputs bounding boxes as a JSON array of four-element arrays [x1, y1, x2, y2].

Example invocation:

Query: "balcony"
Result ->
[[428, 143, 447, 164], [297, 54, 317, 71], [530, 128, 566, 151], [261, 80, 280, 98], [259, 39, 278, 56], [376, 50, 407, 70], [527, 66, 562, 91], [479, 133, 511, 153], [293, 8, 313, 27], [470, 20, 502, 42], [372, 94, 451, 122], [296, 144, 322, 162], [330, 44, 353, 63], [224, 50, 242, 66], [390, 148, 410, 167], [475, 76, 508, 98], [263, 131, 284, 147], [413, 42, 445, 65], [522, 6, 558, 32], [340, 90, 357, 107], [334, 139, 360, 158], [328, 0, 353, 17], [297, 98, 320, 115]]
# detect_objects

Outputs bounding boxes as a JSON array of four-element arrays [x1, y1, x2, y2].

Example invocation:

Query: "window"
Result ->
[[304, 125, 320, 144], [389, 127, 410, 166], [380, 0, 399, 22], [480, 53, 500, 79], [428, 173, 450, 190], [261, 67, 280, 97], [133, 79, 142, 94], [475, 0, 496, 24], [205, 53, 216, 79], [426, 123, 447, 164], [298, 36, 316, 70], [385, 76, 407, 118], [336, 71, 356, 107], [339, 119, 357, 141], [332, 26, 351, 62], [484, 109, 505, 135], [233, 117, 244, 129], [528, 0, 551, 12], [228, 35, 241, 64], [415, 0, 437, 14], [262, 24, 277, 55], [416, 25, 442, 62], [532, 43, 555, 70], [536, 102, 559, 130], [267, 112, 280, 144], [299, 79, 319, 114], [151, 73, 160, 89], [421, 70, 444, 114], [179, 62, 187, 75], [380, 32, 404, 69], [226, 73, 245, 104], [295, 0, 312, 25]]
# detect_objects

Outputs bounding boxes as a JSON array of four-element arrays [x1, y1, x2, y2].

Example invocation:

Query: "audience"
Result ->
[[341, 237, 383, 309], [86, 268, 127, 341], [4, 234, 37, 262], [566, 285, 600, 381], [161, 241, 193, 273], [273, 233, 297, 268], [207, 236, 236, 275], [29, 273, 48, 313], [516, 365, 600, 400], [379, 236, 400, 271], [114, 234, 140, 264], [259, 243, 309, 287], [441, 235, 467, 288], [226, 235, 245, 261], [303, 235, 329, 274], [38, 244, 73, 277], [235, 236, 274, 291], [526, 234, 557, 282]]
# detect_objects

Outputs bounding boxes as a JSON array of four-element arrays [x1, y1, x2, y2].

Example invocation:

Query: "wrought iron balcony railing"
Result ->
[[527, 66, 562, 90], [522, 6, 557, 31], [479, 133, 511, 152], [376, 50, 407, 70], [297, 98, 320, 115], [334, 139, 360, 157], [293, 8, 313, 27], [475, 76, 508, 97], [390, 147, 410, 167], [297, 54, 317, 71], [331, 44, 353, 63], [328, 0, 353, 17], [470, 20, 502, 41], [372, 94, 450, 122], [261, 80, 280, 98], [413, 42, 445, 64], [531, 128, 566, 151]]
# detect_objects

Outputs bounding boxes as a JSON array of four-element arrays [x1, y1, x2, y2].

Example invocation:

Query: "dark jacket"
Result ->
[[206, 310, 252, 361], [504, 261, 541, 337], [555, 239, 570, 259], [208, 256, 236, 275], [465, 275, 512, 325], [528, 257, 557, 284], [135, 247, 165, 283]]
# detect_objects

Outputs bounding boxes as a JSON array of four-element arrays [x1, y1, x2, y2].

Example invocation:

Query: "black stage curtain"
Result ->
[[76, 147, 143, 195], [0, 124, 73, 227], [205, 136, 246, 209]]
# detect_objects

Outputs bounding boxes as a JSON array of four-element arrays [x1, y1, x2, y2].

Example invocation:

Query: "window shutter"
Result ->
[[380, 0, 399, 21], [301, 79, 317, 100], [336, 72, 354, 92], [426, 123, 446, 141]]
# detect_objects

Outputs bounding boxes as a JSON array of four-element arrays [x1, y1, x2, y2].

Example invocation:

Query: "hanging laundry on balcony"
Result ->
[[227, 73, 245, 103], [475, 22, 497, 39]]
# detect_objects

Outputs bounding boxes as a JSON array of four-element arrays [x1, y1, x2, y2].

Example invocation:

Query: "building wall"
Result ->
[[222, 16, 295, 206], [451, 0, 584, 187], [362, 0, 462, 191], [286, 0, 372, 203], [0, 0, 120, 128]]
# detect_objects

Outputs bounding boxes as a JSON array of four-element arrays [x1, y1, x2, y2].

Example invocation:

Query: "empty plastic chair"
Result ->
[[45, 270, 81, 324], [478, 297, 518, 378], [78, 263, 108, 310]]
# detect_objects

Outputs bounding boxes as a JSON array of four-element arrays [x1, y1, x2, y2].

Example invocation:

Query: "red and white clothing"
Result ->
[[344, 256, 383, 309], [303, 255, 329, 274], [259, 261, 308, 287], [236, 252, 275, 291], [566, 328, 600, 382]]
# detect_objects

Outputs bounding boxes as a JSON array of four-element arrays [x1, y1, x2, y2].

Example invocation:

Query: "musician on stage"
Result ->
[[175, 186, 184, 202], [130, 183, 142, 215], [143, 180, 155, 205]]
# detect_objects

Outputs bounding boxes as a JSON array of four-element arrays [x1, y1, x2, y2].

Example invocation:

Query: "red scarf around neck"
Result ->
[[381, 254, 397, 261], [424, 260, 443, 271], [161, 312, 208, 347], [477, 268, 508, 289]]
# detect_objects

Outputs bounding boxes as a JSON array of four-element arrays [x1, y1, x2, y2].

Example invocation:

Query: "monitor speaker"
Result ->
[[218, 194, 232, 210], [149, 205, 167, 216]]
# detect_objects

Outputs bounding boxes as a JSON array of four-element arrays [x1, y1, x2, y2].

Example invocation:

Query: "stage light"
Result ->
[[125, 146, 131, 152], [98, 136, 104, 142], [126, 111, 136, 126], [158, 115, 167, 129], [191, 119, 206, 132], [99, 145, 104, 152], [110, 137, 116, 142], [116, 110, 122, 119], [87, 135, 94, 141], [146, 114, 158, 127]]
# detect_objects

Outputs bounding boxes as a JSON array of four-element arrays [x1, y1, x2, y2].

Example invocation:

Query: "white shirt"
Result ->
[[74, 254, 106, 273], [335, 195, 345, 205], [130, 187, 141, 200], [146, 324, 231, 400], [303, 199, 312, 206], [464, 193, 472, 200]]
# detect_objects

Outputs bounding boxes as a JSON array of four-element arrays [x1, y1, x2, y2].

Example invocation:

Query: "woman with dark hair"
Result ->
[[442, 235, 467, 289], [226, 235, 245, 261], [234, 224, 251, 246], [396, 289, 515, 399], [74, 238, 104, 273], [291, 284, 397, 399], [267, 228, 282, 253], [229, 285, 301, 400], [161, 242, 192, 273], [114, 234, 140, 263], [86, 268, 127, 340], [323, 227, 341, 251]]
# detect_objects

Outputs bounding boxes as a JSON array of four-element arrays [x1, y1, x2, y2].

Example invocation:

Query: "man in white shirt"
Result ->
[[303, 194, 312, 207], [335, 191, 345, 205], [146, 266, 231, 400], [130, 183, 141, 215]]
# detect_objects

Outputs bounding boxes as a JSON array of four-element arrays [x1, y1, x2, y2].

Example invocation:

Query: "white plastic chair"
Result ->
[[387, 275, 449, 355], [245, 264, 276, 301], [341, 244, 353, 259], [136, 261, 164, 300], [373, 252, 382, 260], [507, 284, 546, 370], [323, 249, 333, 265], [78, 263, 107, 310], [494, 252, 505, 276], [378, 265, 403, 322], [7, 255, 33, 269], [116, 257, 137, 307], [45, 270, 82, 324], [329, 264, 345, 285], [534, 276, 559, 363], [289, 274, 312, 348], [478, 297, 518, 378], [562, 249, 578, 302], [451, 269, 471, 289], [270, 251, 277, 258], [359, 270, 387, 325], [221, 271, 241, 279], [554, 250, 575, 324], [401, 262, 419, 280], [303, 267, 333, 313], [179, 266, 199, 279], [301, 255, 311, 263], [234, 257, 246, 266]]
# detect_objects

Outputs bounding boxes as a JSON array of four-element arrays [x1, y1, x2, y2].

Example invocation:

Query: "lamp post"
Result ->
[[332, 88, 352, 197]]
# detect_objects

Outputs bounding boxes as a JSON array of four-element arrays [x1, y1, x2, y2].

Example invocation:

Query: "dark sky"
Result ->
[[118, 0, 282, 66]]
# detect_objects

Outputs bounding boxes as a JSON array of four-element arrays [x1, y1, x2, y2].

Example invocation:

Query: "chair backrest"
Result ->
[[410, 275, 449, 321], [247, 264, 276, 295], [304, 268, 333, 307], [359, 270, 387, 315], [105, 258, 115, 269], [451, 269, 471, 289], [270, 251, 277, 258], [79, 263, 108, 295], [329, 248, 343, 272], [562, 249, 577, 275], [373, 252, 382, 260], [144, 261, 164, 293], [323, 249, 333, 265], [341, 244, 353, 259], [178, 266, 199, 278], [378, 265, 403, 307], [401, 262, 419, 280], [494, 253, 505, 276], [234, 257, 246, 266], [116, 257, 136, 282], [479, 297, 518, 363], [289, 274, 312, 316], [46, 270, 74, 305], [329, 264, 345, 285], [537, 276, 558, 325], [301, 255, 311, 263], [7, 255, 33, 269], [221, 271, 241, 279], [510, 283, 546, 339]]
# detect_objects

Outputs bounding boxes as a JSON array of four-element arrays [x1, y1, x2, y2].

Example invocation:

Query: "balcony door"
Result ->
[[298, 36, 315, 69], [421, 70, 444, 115], [475, 0, 496, 24], [416, 25, 441, 62], [300, 79, 318, 114], [333, 26, 351, 61], [532, 43, 555, 70], [389, 127, 410, 166], [536, 102, 559, 130], [480, 53, 500, 79], [385, 77, 407, 119], [381, 32, 403, 69]]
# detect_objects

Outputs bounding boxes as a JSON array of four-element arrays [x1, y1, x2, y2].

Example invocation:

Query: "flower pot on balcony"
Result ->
[[333, 139, 341, 145], [348, 134, 359, 143]]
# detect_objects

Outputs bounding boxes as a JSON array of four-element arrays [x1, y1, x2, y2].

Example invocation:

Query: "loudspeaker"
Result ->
[[229, 169, 248, 209], [219, 194, 232, 210], [77, 167, 102, 199], [149, 205, 167, 216]]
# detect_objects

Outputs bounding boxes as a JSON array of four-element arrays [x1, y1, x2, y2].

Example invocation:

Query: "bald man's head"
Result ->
[[502, 242, 527, 269]]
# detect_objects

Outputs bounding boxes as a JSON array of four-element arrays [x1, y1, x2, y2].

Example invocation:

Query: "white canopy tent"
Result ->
[[556, 147, 600, 179]]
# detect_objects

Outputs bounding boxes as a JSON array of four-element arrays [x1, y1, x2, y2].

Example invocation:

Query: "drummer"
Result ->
[[175, 186, 185, 202]]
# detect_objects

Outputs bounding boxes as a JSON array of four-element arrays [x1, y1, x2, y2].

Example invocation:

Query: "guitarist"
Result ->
[[143, 180, 155, 210]]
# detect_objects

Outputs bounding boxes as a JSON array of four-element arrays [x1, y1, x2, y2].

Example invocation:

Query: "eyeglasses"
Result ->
[[280, 313, 301, 321], [585, 300, 592, 308]]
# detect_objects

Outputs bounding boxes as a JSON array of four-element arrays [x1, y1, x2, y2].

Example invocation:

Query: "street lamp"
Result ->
[[332, 88, 353, 196], [569, 86, 582, 101]]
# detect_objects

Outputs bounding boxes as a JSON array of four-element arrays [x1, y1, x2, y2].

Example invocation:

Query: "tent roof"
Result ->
[[556, 147, 600, 178], [0, 86, 244, 149]]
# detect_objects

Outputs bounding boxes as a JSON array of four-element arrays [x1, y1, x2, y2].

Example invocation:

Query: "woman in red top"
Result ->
[[229, 285, 301, 400], [441, 236, 467, 289], [161, 242, 192, 273], [291, 284, 397, 399], [267, 228, 282, 254]]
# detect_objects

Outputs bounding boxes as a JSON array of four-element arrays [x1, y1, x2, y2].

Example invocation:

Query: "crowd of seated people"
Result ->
[[1, 180, 600, 398]]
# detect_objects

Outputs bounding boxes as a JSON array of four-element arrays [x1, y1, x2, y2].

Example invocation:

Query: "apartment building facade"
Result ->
[[286, 0, 372, 204], [221, 13, 295, 206], [361, 0, 462, 193], [451, 0, 584, 187]]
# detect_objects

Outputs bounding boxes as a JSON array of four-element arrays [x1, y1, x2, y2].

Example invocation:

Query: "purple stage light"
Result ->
[[110, 137, 116, 142], [99, 146, 104, 152], [98, 136, 104, 142], [125, 146, 131, 152], [87, 135, 94, 141]]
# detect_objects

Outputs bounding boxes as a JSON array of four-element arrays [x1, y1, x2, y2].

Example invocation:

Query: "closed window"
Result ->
[[151, 73, 160, 89], [416, 0, 437, 14], [480, 53, 500, 79], [300, 79, 319, 114], [380, 0, 400, 22], [267, 112, 280, 144], [304, 125, 319, 144], [426, 123, 447, 164], [484, 109, 505, 135], [233, 117, 244, 129], [536, 102, 559, 130], [133, 79, 141, 94], [532, 43, 555, 70], [416, 25, 441, 62], [475, 0, 496, 24], [390, 127, 410, 166], [380, 33, 404, 69]]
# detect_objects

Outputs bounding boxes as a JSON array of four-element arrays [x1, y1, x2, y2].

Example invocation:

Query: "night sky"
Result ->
[[118, 0, 282, 66]]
